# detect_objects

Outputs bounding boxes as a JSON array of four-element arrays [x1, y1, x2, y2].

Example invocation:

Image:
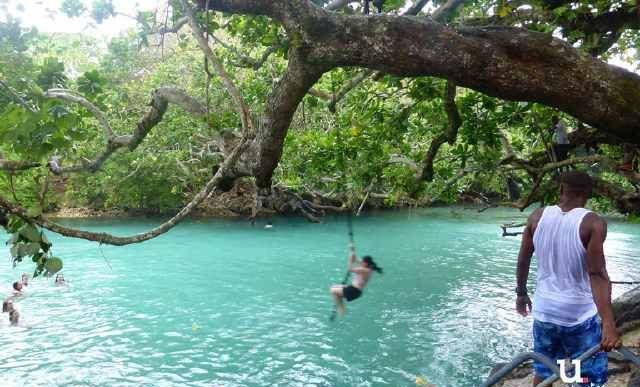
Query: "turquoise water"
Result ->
[[1, 207, 638, 387]]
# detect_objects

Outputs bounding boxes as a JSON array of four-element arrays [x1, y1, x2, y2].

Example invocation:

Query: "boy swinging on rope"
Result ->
[[330, 243, 382, 316]]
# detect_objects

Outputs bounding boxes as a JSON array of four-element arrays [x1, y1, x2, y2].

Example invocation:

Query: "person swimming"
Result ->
[[21, 273, 29, 287], [55, 273, 66, 286], [264, 221, 273, 229], [9, 309, 20, 326], [329, 243, 382, 316], [12, 281, 23, 295], [2, 298, 14, 313]]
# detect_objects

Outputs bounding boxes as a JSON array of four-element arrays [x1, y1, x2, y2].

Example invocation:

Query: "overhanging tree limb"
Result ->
[[308, 0, 459, 108], [416, 80, 461, 182], [0, 160, 41, 172], [45, 88, 115, 139], [500, 154, 640, 213], [0, 136, 249, 246], [48, 87, 207, 175], [191, 0, 640, 189]]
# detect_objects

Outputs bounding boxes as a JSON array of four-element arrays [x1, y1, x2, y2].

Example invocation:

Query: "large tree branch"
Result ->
[[593, 176, 640, 215], [45, 89, 114, 139], [500, 154, 608, 175], [416, 81, 461, 182], [302, 17, 640, 142], [308, 0, 461, 108], [0, 137, 249, 246], [499, 154, 640, 213], [0, 160, 41, 172], [253, 49, 329, 188], [188, 0, 640, 189], [49, 87, 206, 174]]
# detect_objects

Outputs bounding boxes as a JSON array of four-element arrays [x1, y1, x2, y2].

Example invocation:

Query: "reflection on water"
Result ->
[[0, 207, 638, 387]]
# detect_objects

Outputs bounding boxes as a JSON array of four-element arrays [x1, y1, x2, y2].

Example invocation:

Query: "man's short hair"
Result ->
[[560, 171, 593, 197]]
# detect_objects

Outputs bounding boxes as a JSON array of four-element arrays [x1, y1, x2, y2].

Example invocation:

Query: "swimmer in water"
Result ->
[[2, 299, 14, 313], [21, 273, 29, 287], [264, 221, 273, 229], [329, 243, 383, 316], [55, 273, 66, 286], [9, 309, 20, 326], [12, 281, 23, 295]]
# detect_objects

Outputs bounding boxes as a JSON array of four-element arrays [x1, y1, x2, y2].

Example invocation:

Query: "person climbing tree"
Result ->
[[515, 171, 620, 386], [329, 243, 382, 317], [550, 115, 571, 165], [619, 143, 638, 172]]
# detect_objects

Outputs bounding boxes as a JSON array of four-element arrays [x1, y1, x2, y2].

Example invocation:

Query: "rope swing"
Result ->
[[329, 71, 355, 322]]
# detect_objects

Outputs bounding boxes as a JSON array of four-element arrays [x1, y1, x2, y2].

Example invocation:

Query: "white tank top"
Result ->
[[532, 206, 598, 326]]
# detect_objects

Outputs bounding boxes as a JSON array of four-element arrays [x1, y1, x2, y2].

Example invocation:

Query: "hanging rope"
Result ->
[[203, 0, 213, 130], [332, 70, 354, 245], [329, 71, 354, 322]]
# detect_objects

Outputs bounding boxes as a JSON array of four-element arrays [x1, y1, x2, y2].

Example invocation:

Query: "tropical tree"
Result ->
[[1, 0, 639, 273]]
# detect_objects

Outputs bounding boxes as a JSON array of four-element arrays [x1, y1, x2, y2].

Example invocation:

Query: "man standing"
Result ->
[[550, 116, 571, 164], [515, 171, 621, 386]]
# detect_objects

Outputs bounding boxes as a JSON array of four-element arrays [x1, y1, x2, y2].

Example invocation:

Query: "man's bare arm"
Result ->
[[585, 214, 620, 351], [515, 208, 541, 316], [348, 242, 357, 270]]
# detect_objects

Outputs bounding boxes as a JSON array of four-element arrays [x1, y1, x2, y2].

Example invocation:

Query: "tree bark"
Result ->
[[191, 0, 640, 192], [416, 81, 461, 182], [253, 49, 328, 188], [197, 1, 640, 144]]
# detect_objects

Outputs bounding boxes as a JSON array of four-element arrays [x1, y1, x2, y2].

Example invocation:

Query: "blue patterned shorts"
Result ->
[[533, 314, 608, 386]]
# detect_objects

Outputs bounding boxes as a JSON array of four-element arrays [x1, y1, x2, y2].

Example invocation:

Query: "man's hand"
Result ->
[[601, 321, 622, 351], [516, 295, 532, 317]]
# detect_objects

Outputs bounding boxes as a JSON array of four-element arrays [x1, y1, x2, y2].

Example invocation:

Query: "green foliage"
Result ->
[[627, 214, 640, 223], [37, 57, 68, 89], [77, 70, 107, 97], [91, 0, 116, 24], [4, 216, 61, 278], [61, 0, 86, 17], [0, 1, 638, 280]]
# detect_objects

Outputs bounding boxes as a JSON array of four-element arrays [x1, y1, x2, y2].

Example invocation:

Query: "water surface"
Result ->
[[1, 207, 638, 387]]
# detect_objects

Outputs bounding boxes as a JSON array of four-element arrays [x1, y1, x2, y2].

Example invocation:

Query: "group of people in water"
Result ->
[[2, 272, 66, 327]]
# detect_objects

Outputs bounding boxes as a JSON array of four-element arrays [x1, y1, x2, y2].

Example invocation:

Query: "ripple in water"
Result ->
[[0, 208, 638, 386]]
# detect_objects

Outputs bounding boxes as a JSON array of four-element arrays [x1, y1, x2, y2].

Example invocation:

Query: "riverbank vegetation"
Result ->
[[1, 0, 640, 267]]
